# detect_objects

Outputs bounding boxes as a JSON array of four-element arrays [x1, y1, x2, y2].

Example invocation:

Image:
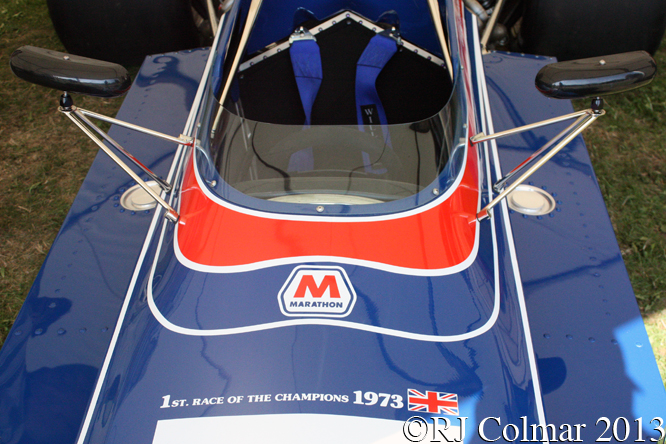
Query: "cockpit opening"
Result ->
[[195, 4, 466, 210]]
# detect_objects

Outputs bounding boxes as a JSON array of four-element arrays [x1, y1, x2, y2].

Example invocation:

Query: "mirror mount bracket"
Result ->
[[473, 106, 604, 222], [57, 93, 187, 223], [591, 97, 604, 114], [59, 92, 74, 111]]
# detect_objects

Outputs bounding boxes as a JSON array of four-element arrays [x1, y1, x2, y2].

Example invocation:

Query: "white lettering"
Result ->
[[478, 417, 501, 442]]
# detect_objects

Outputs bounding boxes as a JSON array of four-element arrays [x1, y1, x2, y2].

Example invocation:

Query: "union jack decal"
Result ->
[[407, 389, 459, 415]]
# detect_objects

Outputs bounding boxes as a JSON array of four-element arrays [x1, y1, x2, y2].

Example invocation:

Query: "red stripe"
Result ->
[[176, 143, 479, 270]]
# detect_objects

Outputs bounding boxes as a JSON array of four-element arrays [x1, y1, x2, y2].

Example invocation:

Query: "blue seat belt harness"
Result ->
[[355, 30, 399, 128], [287, 27, 322, 172], [289, 27, 323, 126], [288, 26, 399, 174], [355, 29, 400, 174]]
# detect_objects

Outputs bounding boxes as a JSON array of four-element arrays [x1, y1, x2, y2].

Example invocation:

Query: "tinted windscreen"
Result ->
[[204, 108, 452, 204]]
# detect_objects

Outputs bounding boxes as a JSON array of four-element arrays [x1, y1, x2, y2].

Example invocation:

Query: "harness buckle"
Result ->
[[289, 27, 317, 44]]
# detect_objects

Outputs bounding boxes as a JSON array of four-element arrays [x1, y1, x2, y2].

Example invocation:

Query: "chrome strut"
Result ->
[[58, 93, 191, 223]]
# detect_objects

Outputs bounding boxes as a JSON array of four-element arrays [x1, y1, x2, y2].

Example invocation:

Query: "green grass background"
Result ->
[[1, 0, 665, 391]]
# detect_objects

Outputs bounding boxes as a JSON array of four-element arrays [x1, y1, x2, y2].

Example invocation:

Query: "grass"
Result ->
[[0, 0, 665, 388], [0, 0, 124, 341]]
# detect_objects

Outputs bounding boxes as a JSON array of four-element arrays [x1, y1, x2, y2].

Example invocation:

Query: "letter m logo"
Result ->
[[293, 275, 341, 299], [278, 266, 356, 318]]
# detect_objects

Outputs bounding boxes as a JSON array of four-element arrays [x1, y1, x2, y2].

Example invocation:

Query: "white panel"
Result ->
[[152, 414, 462, 444]]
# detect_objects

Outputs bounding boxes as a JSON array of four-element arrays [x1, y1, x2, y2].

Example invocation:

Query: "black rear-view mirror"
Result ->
[[9, 45, 131, 97], [535, 51, 657, 100]]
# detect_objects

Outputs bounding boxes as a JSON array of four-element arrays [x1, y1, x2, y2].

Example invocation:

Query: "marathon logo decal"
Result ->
[[278, 266, 357, 317]]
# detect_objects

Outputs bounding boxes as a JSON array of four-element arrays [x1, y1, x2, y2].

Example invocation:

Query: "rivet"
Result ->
[[566, 334, 573, 340], [432, 188, 440, 196], [63, 55, 70, 60], [599, 59, 606, 66], [636, 342, 643, 348], [316, 206, 325, 213]]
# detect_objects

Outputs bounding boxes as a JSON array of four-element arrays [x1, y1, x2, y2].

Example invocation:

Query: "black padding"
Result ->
[[236, 19, 452, 125]]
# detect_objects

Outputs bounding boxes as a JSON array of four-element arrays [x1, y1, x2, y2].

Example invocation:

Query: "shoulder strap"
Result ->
[[355, 33, 398, 128], [289, 30, 323, 126]]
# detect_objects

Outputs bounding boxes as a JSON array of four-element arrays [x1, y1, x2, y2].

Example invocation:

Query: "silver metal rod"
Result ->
[[480, 0, 505, 51], [471, 109, 590, 144], [218, 0, 264, 107], [206, 0, 218, 34], [477, 112, 600, 221], [427, 0, 454, 81], [64, 111, 179, 223], [77, 107, 193, 146], [493, 112, 591, 192], [73, 109, 172, 192]]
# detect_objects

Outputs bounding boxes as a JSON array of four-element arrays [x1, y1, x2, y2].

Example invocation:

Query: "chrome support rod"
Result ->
[[480, 0, 505, 51], [427, 0, 454, 81], [218, 0, 264, 107], [492, 113, 591, 192], [470, 109, 590, 145], [477, 111, 601, 222], [77, 107, 193, 146], [212, 0, 263, 136], [206, 0, 219, 34], [63, 110, 179, 223], [73, 109, 173, 192]]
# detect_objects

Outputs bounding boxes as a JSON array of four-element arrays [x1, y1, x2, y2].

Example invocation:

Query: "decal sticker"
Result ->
[[278, 266, 356, 318], [407, 389, 459, 415]]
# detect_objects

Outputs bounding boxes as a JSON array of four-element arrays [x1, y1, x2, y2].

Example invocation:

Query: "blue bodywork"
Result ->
[[483, 51, 666, 433], [0, 4, 664, 444]]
